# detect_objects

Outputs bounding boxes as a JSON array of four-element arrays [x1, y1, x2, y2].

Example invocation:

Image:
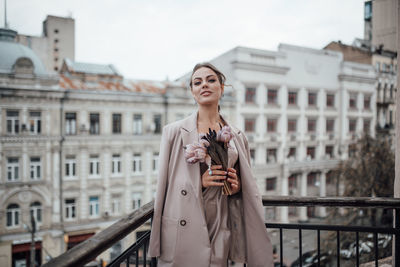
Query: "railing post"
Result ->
[[395, 208, 400, 267]]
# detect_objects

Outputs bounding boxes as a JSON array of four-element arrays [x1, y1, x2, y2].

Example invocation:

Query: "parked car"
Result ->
[[291, 250, 332, 267]]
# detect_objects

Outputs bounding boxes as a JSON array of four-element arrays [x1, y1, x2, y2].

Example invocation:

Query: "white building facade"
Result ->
[[181, 44, 377, 223]]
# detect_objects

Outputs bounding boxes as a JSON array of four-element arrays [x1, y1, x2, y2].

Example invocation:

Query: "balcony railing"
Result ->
[[43, 196, 400, 267]]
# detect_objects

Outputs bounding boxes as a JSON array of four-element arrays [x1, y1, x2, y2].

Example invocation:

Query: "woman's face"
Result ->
[[191, 67, 224, 106]]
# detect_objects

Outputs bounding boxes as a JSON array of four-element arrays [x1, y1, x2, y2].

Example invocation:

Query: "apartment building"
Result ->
[[180, 44, 377, 223], [0, 26, 237, 265]]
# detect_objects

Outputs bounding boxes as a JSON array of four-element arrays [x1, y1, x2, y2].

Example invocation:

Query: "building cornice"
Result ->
[[338, 74, 377, 84], [231, 61, 290, 75]]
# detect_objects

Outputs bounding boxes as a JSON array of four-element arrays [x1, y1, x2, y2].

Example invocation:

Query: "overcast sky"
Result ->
[[3, 0, 364, 80]]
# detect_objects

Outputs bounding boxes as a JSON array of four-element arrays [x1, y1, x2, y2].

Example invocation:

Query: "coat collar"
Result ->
[[181, 110, 240, 134]]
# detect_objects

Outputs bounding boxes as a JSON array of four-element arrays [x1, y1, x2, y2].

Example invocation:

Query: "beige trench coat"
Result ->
[[149, 111, 273, 267]]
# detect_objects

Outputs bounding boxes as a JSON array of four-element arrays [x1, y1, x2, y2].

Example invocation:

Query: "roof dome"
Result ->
[[0, 28, 47, 76]]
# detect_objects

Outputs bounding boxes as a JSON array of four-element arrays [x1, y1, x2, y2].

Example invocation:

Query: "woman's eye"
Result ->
[[208, 79, 216, 83], [194, 82, 201, 86]]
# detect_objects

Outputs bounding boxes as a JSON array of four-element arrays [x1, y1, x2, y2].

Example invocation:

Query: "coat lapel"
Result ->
[[180, 112, 202, 199]]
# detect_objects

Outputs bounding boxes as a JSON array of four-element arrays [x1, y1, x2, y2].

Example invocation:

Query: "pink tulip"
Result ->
[[184, 143, 207, 163], [217, 126, 234, 143]]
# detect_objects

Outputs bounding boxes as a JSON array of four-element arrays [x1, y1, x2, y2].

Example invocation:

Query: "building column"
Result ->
[[52, 150, 60, 223], [144, 146, 153, 204], [299, 171, 308, 222], [103, 152, 111, 213], [80, 150, 88, 218], [280, 163, 289, 223], [318, 171, 327, 217]]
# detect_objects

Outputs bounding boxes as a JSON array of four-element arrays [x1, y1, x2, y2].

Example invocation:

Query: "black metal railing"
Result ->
[[43, 196, 400, 267], [263, 196, 400, 267]]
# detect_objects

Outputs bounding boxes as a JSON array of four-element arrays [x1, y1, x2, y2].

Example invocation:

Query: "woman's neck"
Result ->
[[196, 105, 223, 133]]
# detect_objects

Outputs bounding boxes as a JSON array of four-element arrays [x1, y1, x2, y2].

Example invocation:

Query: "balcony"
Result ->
[[43, 196, 400, 267]]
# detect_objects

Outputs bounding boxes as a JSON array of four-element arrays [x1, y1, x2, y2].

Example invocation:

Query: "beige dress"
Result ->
[[199, 134, 239, 267]]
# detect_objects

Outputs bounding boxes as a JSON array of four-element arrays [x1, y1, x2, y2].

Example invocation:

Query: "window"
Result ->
[[326, 119, 334, 133], [308, 92, 317, 106], [267, 89, 278, 104], [153, 152, 159, 172], [65, 199, 76, 220], [307, 147, 315, 159], [364, 95, 371, 109], [250, 149, 255, 165], [382, 63, 387, 72], [111, 196, 121, 216], [326, 171, 335, 185], [289, 175, 297, 189], [29, 111, 41, 134], [244, 118, 255, 132], [112, 113, 122, 134], [288, 92, 297, 105], [390, 111, 393, 125], [267, 149, 277, 163], [133, 153, 142, 174], [153, 114, 162, 134], [6, 204, 20, 227], [133, 114, 142, 135], [288, 147, 296, 159], [89, 113, 100, 135], [375, 62, 380, 72], [89, 196, 100, 218], [349, 94, 357, 109], [266, 177, 277, 191], [245, 87, 256, 103], [363, 119, 371, 133], [267, 118, 277, 132], [65, 156, 76, 178], [30, 202, 42, 224], [112, 154, 121, 175], [326, 94, 335, 107], [132, 193, 142, 210], [89, 155, 100, 177], [6, 110, 19, 134], [65, 113, 77, 135], [30, 157, 41, 180], [308, 119, 316, 132], [307, 173, 317, 186], [7, 157, 19, 181], [288, 119, 297, 132], [348, 144, 357, 157], [325, 146, 334, 158], [349, 119, 357, 132], [54, 38, 59, 43], [54, 29, 59, 34]]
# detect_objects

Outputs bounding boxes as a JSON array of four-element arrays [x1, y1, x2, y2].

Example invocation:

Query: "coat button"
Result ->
[[180, 220, 187, 226], [181, 189, 187, 196]]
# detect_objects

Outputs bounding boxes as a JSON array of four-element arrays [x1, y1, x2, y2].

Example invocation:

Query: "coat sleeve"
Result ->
[[149, 125, 172, 257], [241, 132, 252, 167]]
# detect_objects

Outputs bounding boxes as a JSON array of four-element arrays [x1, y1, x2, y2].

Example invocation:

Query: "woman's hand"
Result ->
[[202, 165, 227, 188], [227, 167, 241, 195]]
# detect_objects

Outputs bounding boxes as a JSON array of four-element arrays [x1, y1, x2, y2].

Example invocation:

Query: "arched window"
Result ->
[[30, 202, 42, 223], [6, 203, 20, 227]]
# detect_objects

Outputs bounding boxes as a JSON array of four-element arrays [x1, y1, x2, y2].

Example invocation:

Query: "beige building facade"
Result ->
[[0, 26, 237, 265]]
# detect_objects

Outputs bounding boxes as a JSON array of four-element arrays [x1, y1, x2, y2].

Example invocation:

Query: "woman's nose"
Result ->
[[201, 81, 208, 88]]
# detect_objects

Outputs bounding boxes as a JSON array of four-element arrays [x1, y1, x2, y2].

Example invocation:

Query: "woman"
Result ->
[[149, 63, 273, 267]]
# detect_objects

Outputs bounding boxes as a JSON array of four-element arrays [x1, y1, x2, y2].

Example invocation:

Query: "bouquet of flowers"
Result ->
[[184, 125, 235, 195]]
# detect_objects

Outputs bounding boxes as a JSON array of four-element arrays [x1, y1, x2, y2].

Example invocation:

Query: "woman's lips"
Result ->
[[201, 91, 212, 96]]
